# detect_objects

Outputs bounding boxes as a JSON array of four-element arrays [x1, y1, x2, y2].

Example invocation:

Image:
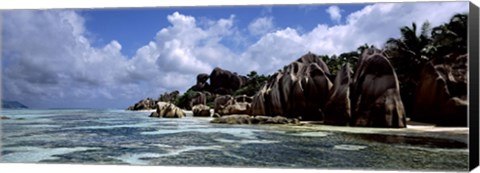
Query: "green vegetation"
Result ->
[[173, 89, 197, 109], [234, 71, 270, 96], [158, 13, 468, 115], [384, 13, 467, 115]]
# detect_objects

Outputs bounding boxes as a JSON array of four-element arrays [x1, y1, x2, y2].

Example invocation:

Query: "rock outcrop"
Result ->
[[150, 102, 185, 118], [323, 64, 352, 126], [191, 73, 211, 92], [250, 53, 333, 121], [412, 54, 467, 126], [209, 67, 248, 95], [350, 49, 406, 128], [210, 115, 299, 124], [214, 95, 252, 116], [214, 95, 233, 115], [189, 91, 208, 109], [192, 104, 211, 117], [127, 98, 157, 111]]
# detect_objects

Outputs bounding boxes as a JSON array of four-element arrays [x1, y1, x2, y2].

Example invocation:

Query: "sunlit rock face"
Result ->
[[150, 102, 185, 118], [251, 53, 333, 121], [412, 53, 468, 126], [350, 49, 406, 128], [214, 95, 252, 116], [192, 104, 211, 117]]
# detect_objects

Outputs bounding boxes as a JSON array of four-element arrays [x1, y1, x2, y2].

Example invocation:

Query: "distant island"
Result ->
[[2, 100, 28, 109]]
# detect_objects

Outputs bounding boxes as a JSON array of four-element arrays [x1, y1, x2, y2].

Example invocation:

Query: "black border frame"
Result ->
[[469, 2, 479, 171]]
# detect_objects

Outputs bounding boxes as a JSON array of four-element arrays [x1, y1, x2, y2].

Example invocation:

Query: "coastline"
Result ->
[[265, 121, 469, 144], [131, 109, 468, 144]]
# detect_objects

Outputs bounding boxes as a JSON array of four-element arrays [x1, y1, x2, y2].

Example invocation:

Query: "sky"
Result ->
[[1, 2, 469, 109]]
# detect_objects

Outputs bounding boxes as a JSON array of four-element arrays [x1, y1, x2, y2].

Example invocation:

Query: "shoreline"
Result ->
[[267, 121, 469, 144], [131, 109, 468, 144]]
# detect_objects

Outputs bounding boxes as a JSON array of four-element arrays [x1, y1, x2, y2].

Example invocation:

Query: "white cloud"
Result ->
[[240, 2, 468, 75], [2, 10, 137, 108], [248, 17, 274, 35], [2, 2, 469, 108], [2, 10, 239, 108], [326, 6, 342, 23]]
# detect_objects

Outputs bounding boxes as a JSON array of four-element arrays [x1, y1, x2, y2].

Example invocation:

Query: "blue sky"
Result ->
[[81, 4, 368, 57], [1, 2, 469, 109]]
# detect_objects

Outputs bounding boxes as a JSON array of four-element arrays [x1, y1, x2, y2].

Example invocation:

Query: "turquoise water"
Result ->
[[0, 109, 468, 170]]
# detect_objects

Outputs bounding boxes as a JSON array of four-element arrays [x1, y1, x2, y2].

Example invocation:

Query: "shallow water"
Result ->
[[0, 109, 468, 170]]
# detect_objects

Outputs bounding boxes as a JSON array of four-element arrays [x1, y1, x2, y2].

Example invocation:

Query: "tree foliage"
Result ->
[[234, 71, 269, 96], [147, 13, 468, 118], [382, 13, 468, 116]]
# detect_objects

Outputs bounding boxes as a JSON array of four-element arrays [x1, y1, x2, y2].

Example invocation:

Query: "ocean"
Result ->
[[0, 109, 469, 170]]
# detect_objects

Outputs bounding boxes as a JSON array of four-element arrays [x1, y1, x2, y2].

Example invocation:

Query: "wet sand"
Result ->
[[263, 121, 468, 144]]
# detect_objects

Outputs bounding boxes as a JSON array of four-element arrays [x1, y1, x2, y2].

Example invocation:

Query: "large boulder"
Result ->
[[150, 102, 185, 118], [323, 64, 352, 126], [411, 54, 467, 126], [192, 104, 211, 117], [350, 49, 406, 128], [214, 95, 252, 116], [250, 53, 333, 121], [191, 73, 211, 92], [209, 67, 248, 95], [127, 98, 157, 111], [189, 91, 208, 109], [214, 95, 234, 115]]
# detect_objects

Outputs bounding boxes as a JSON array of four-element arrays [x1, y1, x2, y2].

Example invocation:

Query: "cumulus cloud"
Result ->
[[2, 10, 239, 108], [326, 6, 342, 23], [1, 2, 469, 108], [248, 17, 274, 35], [240, 2, 468, 75]]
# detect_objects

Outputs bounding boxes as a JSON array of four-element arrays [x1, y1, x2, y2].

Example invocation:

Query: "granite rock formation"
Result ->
[[250, 53, 333, 121], [350, 49, 406, 128], [412, 54, 468, 126]]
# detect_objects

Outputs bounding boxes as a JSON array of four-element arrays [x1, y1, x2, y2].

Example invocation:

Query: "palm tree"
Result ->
[[430, 13, 468, 63], [383, 21, 433, 116], [385, 21, 434, 79]]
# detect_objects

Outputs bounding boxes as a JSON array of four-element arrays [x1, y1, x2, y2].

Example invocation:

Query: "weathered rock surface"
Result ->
[[214, 95, 252, 116], [209, 67, 248, 95], [323, 64, 352, 126], [250, 53, 333, 121], [192, 104, 211, 117], [350, 49, 406, 128], [127, 98, 157, 111], [150, 102, 185, 118], [412, 54, 468, 126], [210, 115, 299, 124], [214, 95, 233, 115], [191, 73, 211, 92], [189, 91, 208, 109]]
